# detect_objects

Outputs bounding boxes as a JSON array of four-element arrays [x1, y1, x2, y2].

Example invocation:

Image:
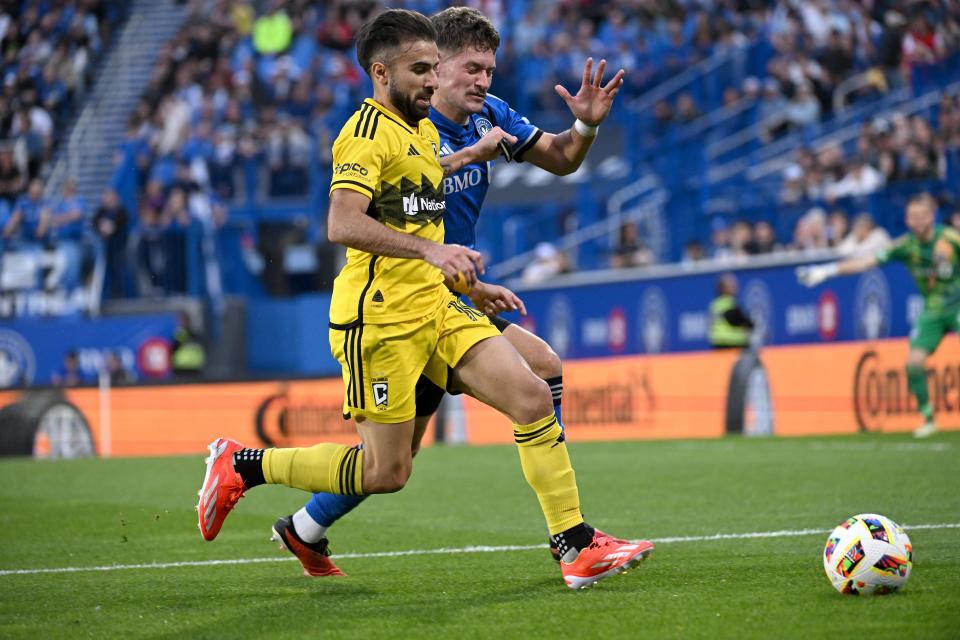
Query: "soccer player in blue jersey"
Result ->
[[270, 7, 627, 577]]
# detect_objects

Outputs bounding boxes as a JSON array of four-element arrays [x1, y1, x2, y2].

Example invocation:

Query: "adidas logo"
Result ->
[[407, 145, 420, 156], [372, 290, 384, 303]]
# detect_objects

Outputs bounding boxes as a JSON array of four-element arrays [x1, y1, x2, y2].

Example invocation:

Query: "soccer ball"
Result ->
[[823, 513, 912, 595]]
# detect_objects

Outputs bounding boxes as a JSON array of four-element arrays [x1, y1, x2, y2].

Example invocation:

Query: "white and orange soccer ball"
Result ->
[[823, 513, 913, 595]]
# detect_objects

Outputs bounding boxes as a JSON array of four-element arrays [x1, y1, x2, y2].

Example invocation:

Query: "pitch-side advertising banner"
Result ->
[[0, 338, 955, 457], [0, 379, 420, 457], [461, 338, 960, 444]]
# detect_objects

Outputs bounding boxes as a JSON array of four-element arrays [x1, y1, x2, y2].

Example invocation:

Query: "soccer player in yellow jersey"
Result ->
[[196, 9, 652, 590]]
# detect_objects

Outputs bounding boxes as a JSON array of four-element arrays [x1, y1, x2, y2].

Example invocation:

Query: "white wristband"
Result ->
[[823, 263, 839, 278], [573, 118, 598, 138]]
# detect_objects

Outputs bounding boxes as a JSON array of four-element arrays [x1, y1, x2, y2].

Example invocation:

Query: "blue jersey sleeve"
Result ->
[[485, 94, 543, 162]]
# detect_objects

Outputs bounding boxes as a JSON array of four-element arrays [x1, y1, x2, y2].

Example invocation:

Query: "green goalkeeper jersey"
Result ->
[[877, 224, 960, 312]]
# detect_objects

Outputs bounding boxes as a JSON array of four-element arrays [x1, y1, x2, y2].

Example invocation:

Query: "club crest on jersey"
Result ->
[[474, 117, 493, 137], [372, 380, 388, 409]]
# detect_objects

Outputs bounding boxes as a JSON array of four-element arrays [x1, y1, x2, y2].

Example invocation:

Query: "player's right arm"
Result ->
[[796, 235, 906, 287], [439, 127, 517, 176], [327, 188, 484, 288]]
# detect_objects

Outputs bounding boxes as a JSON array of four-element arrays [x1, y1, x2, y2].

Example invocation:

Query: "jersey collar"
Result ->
[[429, 105, 472, 133], [363, 98, 419, 134]]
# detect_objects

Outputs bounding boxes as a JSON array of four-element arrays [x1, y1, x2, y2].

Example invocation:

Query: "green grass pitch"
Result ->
[[0, 432, 958, 639]]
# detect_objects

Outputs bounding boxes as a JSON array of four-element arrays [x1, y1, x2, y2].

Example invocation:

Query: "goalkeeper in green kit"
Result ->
[[797, 193, 957, 438]]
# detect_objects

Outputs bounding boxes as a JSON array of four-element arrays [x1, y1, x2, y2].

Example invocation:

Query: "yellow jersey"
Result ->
[[328, 98, 447, 325]]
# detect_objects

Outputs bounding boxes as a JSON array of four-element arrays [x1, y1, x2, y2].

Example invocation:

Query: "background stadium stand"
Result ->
[[2, 0, 959, 384]]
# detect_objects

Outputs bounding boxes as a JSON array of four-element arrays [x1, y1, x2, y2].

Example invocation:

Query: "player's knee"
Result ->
[[363, 460, 412, 494], [515, 376, 554, 424], [529, 347, 562, 381]]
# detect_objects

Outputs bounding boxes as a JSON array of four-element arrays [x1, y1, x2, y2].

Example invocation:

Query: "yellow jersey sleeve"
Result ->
[[330, 126, 394, 198]]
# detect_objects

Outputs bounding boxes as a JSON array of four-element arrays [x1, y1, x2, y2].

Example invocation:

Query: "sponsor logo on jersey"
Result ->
[[402, 194, 446, 215], [443, 168, 483, 195], [334, 162, 369, 176]]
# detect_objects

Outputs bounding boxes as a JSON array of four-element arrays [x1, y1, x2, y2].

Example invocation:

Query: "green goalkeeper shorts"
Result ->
[[909, 307, 960, 354]]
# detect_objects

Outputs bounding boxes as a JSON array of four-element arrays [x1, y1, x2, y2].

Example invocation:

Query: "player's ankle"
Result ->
[[233, 448, 266, 488], [552, 522, 595, 562]]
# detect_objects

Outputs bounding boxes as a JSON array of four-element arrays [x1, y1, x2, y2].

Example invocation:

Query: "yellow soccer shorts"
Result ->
[[329, 292, 499, 423]]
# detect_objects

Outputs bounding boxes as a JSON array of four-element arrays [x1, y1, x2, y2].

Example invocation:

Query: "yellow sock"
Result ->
[[262, 444, 363, 495], [514, 414, 583, 535]]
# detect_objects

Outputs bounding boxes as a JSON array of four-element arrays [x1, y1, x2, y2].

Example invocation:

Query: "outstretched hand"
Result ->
[[555, 57, 625, 127]]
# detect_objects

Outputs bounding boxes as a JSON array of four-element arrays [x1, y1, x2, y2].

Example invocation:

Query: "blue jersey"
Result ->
[[429, 94, 542, 248]]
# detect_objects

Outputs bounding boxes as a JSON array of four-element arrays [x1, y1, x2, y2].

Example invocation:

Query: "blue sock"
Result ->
[[305, 491, 367, 528]]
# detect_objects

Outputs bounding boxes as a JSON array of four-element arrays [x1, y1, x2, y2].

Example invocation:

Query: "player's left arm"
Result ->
[[522, 57, 625, 176]]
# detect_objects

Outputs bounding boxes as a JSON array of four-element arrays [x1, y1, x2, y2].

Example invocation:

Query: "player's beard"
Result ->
[[390, 82, 433, 124]]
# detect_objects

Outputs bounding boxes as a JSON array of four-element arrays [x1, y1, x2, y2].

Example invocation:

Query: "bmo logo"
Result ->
[[137, 338, 172, 378], [818, 291, 838, 341]]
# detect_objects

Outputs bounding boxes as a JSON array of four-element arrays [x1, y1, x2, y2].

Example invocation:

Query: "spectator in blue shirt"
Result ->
[[5, 178, 50, 244], [51, 179, 88, 241]]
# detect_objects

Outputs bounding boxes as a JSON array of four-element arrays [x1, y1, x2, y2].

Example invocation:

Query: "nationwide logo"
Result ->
[[402, 194, 445, 215], [376, 175, 446, 228]]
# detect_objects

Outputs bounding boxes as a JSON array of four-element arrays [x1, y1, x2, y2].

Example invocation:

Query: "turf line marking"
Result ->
[[2, 523, 957, 577]]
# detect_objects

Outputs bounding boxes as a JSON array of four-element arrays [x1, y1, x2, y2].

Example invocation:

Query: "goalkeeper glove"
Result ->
[[796, 263, 839, 287]]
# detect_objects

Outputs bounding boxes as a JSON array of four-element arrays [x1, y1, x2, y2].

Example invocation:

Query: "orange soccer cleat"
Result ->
[[196, 438, 247, 541], [549, 528, 620, 562], [560, 531, 654, 590], [271, 515, 346, 577]]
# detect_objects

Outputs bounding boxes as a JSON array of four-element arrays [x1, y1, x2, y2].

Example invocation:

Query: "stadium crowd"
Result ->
[[3, 0, 956, 296]]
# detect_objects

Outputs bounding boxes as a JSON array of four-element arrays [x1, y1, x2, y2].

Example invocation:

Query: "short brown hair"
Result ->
[[355, 9, 436, 75], [431, 7, 500, 55]]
